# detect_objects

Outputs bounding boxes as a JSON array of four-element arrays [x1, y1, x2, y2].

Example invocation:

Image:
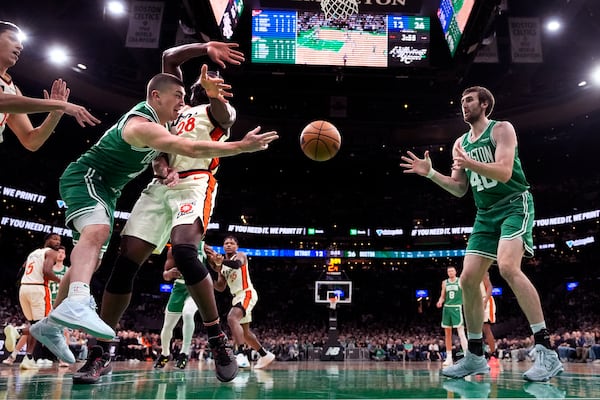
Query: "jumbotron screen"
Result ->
[[251, 9, 430, 67]]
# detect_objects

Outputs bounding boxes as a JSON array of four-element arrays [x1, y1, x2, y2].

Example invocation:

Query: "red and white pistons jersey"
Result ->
[[21, 247, 52, 285], [221, 252, 254, 297], [169, 103, 235, 175], [0, 76, 18, 143]]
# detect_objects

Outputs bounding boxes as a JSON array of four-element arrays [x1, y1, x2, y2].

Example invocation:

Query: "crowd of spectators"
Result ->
[[2, 255, 600, 365]]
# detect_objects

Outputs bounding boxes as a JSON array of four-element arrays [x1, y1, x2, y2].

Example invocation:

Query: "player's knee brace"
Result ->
[[172, 244, 209, 285], [105, 255, 140, 294]]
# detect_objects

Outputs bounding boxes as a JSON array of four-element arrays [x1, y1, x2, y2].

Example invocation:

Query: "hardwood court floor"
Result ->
[[1, 358, 599, 399]]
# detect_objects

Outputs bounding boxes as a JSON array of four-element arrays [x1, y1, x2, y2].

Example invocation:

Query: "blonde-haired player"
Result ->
[[208, 236, 275, 369]]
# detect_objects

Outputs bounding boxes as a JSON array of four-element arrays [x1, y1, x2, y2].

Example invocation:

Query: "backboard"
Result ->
[[314, 280, 352, 304]]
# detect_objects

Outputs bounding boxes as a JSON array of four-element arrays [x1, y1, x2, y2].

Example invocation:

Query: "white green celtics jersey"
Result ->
[[49, 264, 68, 303], [75, 102, 163, 191], [445, 278, 462, 306], [460, 120, 530, 209]]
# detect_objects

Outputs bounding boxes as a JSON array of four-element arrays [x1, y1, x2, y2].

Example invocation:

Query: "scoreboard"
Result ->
[[211, 247, 466, 259], [251, 9, 430, 67]]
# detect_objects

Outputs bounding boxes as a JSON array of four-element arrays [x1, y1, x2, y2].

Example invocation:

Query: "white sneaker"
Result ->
[[2, 355, 16, 365], [255, 352, 275, 369], [48, 297, 115, 340], [19, 356, 40, 370], [30, 317, 76, 364], [443, 358, 453, 367], [36, 359, 53, 369], [441, 352, 490, 378], [3, 325, 20, 352], [523, 345, 564, 382], [236, 353, 250, 368]]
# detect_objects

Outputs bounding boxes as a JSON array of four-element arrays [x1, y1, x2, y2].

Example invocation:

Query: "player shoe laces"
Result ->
[[154, 354, 169, 369], [176, 353, 189, 369], [72, 345, 112, 384], [209, 334, 238, 382], [3, 325, 20, 352], [48, 297, 115, 340], [255, 351, 275, 369], [441, 351, 490, 378], [523, 345, 564, 382], [523, 382, 567, 399], [29, 317, 76, 364]]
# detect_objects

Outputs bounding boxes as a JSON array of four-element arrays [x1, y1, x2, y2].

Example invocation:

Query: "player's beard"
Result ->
[[463, 108, 483, 124]]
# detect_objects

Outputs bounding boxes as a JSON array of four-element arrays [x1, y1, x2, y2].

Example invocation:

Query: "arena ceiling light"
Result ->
[[592, 65, 600, 85], [47, 46, 69, 66], [545, 18, 562, 33], [106, 1, 126, 17]]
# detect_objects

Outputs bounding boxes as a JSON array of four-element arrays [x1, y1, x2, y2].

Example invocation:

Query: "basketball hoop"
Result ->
[[328, 296, 339, 310], [320, 0, 359, 20]]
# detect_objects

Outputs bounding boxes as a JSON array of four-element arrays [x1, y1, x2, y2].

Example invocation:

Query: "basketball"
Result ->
[[300, 120, 341, 162]]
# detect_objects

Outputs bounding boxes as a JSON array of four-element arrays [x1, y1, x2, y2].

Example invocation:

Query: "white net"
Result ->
[[328, 297, 338, 310], [320, 0, 359, 20]]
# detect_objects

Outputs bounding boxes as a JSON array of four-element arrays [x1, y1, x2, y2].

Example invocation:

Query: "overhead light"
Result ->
[[106, 1, 126, 16], [47, 47, 69, 65], [592, 66, 600, 85], [577, 80, 587, 87], [545, 19, 562, 33]]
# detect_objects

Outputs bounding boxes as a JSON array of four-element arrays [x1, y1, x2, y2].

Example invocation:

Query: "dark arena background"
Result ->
[[1, 0, 600, 398]]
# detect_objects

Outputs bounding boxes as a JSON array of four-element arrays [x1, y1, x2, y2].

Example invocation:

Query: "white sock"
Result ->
[[160, 313, 181, 357], [468, 332, 483, 340], [68, 282, 90, 302], [181, 297, 197, 355], [530, 322, 547, 334]]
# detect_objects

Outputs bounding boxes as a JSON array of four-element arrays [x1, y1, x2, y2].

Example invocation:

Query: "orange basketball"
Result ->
[[299, 120, 341, 162]]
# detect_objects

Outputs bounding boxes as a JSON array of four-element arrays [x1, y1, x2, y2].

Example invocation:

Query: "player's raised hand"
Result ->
[[44, 79, 101, 127], [239, 126, 279, 153], [452, 142, 470, 171], [206, 41, 245, 68], [200, 64, 232, 103], [45, 78, 69, 102], [400, 150, 433, 177]]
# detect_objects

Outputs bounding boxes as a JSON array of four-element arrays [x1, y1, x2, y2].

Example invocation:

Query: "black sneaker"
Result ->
[[209, 334, 238, 382], [176, 353, 188, 369], [72, 345, 112, 384], [154, 354, 169, 369]]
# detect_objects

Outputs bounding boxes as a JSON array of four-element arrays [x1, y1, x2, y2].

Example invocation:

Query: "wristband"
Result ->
[[426, 168, 435, 179]]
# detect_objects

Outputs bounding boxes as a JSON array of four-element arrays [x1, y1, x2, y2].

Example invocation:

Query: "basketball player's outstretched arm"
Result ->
[[2, 80, 100, 151], [162, 42, 245, 80], [400, 138, 469, 198]]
